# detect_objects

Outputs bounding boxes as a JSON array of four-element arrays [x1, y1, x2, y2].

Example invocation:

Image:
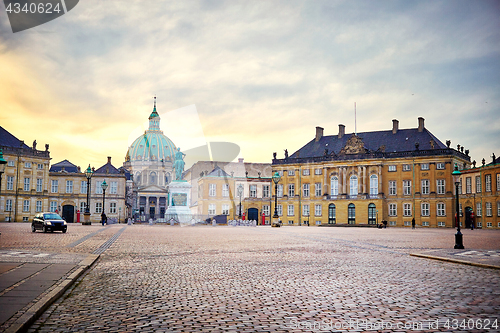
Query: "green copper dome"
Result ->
[[126, 99, 177, 162]]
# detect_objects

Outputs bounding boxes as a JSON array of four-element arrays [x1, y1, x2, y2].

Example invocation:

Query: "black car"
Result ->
[[31, 212, 67, 233]]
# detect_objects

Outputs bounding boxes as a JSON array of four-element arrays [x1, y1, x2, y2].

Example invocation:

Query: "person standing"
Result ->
[[412, 218, 416, 229]]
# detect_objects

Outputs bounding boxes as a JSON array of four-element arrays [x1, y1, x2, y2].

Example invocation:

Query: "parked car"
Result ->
[[31, 212, 67, 233]]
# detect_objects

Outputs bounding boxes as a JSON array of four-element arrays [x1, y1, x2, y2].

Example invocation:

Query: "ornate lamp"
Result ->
[[101, 180, 108, 218], [0, 149, 6, 195], [272, 171, 281, 221], [237, 184, 243, 219], [83, 165, 93, 225]]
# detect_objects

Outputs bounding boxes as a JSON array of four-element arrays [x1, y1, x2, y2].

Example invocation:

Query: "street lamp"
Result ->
[[0, 149, 7, 195], [452, 164, 464, 249], [272, 171, 281, 226], [101, 179, 108, 221], [237, 184, 243, 219], [83, 165, 93, 225]]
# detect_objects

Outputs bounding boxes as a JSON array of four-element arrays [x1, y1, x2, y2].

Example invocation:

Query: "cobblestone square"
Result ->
[[1, 223, 499, 332]]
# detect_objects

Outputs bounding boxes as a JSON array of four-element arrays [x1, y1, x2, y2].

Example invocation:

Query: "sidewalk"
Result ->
[[410, 249, 500, 270], [0, 250, 99, 333]]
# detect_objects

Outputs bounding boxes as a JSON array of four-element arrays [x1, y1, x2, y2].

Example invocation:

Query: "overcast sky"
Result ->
[[1, 0, 499, 170]]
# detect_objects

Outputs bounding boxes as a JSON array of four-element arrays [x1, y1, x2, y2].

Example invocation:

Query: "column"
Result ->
[[323, 166, 328, 196]]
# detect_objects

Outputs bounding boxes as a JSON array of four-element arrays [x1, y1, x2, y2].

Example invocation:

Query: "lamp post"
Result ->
[[452, 164, 464, 249], [83, 165, 93, 225], [101, 179, 108, 222], [0, 149, 7, 195], [237, 184, 243, 219], [272, 171, 281, 227]]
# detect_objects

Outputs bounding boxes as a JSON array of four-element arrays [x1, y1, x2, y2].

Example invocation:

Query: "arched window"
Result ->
[[370, 174, 378, 196], [328, 204, 336, 224], [135, 172, 142, 185], [348, 203, 355, 224], [368, 203, 376, 224], [150, 172, 157, 185], [350, 175, 358, 196], [330, 176, 339, 196]]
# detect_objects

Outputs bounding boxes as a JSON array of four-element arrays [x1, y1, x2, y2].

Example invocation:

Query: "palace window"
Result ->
[[277, 204, 283, 216], [262, 185, 270, 198], [303, 184, 310, 197], [436, 162, 445, 170], [436, 179, 445, 194], [315, 183, 322, 197], [288, 169, 295, 176], [50, 201, 57, 212], [403, 203, 412, 216], [222, 184, 229, 197], [110, 202, 117, 214], [476, 202, 482, 216], [37, 163, 44, 170], [330, 176, 338, 196], [486, 202, 492, 217], [328, 204, 336, 224], [421, 203, 430, 216], [402, 164, 411, 171], [302, 169, 310, 176], [95, 202, 102, 214], [303, 204, 310, 216], [403, 180, 412, 195], [348, 203, 355, 224], [497, 174, 500, 191], [389, 181, 396, 195], [36, 200, 42, 212], [388, 165, 396, 172], [315, 204, 322, 216], [81, 181, 87, 194], [476, 176, 481, 193], [37, 179, 43, 192], [209, 184, 216, 197], [66, 180, 73, 193], [80, 202, 86, 212], [110, 182, 118, 194], [370, 175, 378, 195], [436, 203, 446, 216], [262, 205, 270, 216], [485, 174, 492, 192], [315, 168, 322, 175], [288, 184, 295, 197], [389, 203, 397, 216], [349, 176, 358, 196], [6, 199, 12, 212], [23, 200, 30, 212], [25, 162, 31, 168], [250, 185, 257, 198], [51, 180, 58, 193], [288, 205, 294, 216], [421, 163, 429, 170], [497, 202, 500, 217], [8, 160, 14, 167], [466, 177, 472, 194], [7, 176, 14, 190], [421, 179, 429, 195], [24, 177, 30, 191], [208, 204, 216, 215], [222, 204, 229, 215]]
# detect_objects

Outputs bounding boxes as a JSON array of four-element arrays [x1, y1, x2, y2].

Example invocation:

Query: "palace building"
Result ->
[[271, 117, 472, 227]]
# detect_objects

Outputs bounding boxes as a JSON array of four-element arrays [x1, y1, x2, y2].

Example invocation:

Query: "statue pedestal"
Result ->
[[82, 212, 91, 225], [166, 181, 192, 224]]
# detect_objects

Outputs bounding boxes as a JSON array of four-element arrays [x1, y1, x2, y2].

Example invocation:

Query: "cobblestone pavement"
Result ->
[[2, 223, 500, 332]]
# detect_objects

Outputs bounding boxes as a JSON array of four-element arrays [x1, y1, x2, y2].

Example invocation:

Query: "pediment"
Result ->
[[339, 135, 367, 155], [137, 184, 168, 193]]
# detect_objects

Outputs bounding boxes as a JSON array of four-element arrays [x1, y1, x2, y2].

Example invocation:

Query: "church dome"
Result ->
[[126, 98, 177, 163]]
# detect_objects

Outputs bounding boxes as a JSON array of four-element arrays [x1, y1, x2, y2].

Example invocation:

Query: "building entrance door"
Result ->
[[62, 205, 74, 223], [248, 208, 258, 221], [149, 207, 155, 219]]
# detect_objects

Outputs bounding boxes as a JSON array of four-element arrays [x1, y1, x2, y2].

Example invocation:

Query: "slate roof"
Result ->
[[94, 161, 121, 174], [50, 160, 80, 173], [206, 166, 231, 178], [290, 128, 447, 159], [0, 126, 30, 149]]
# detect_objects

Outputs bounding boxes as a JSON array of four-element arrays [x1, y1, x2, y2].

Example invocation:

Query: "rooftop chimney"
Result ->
[[315, 126, 324, 142], [238, 158, 244, 163], [107, 156, 112, 164], [338, 124, 345, 139], [418, 117, 424, 132], [392, 119, 399, 134]]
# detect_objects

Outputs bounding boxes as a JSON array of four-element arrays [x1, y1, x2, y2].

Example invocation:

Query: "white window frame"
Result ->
[[389, 203, 397, 216], [476, 176, 481, 193], [349, 176, 358, 196], [315, 183, 322, 197], [24, 162, 31, 168], [262, 185, 270, 198], [421, 179, 429, 195], [302, 169, 310, 176], [403, 180, 411, 195], [262, 205, 270, 216], [277, 204, 282, 216], [51, 180, 58, 193], [288, 169, 295, 176], [222, 184, 229, 197], [209, 184, 216, 197], [402, 164, 411, 171], [208, 204, 216, 215], [486, 202, 492, 217], [24, 177, 30, 191], [287, 204, 294, 216], [277, 184, 283, 198], [485, 174, 492, 192], [50, 201, 57, 212], [466, 177, 472, 194], [95, 181, 103, 194], [81, 181, 87, 194], [303, 183, 309, 197], [222, 204, 229, 215], [388, 165, 396, 172], [436, 179, 445, 195], [36, 200, 42, 212], [23, 200, 30, 212], [66, 180, 73, 193], [314, 168, 322, 175], [303, 204, 310, 216], [249, 185, 257, 198], [420, 163, 429, 170], [36, 178, 43, 192], [476, 202, 482, 217], [110, 202, 117, 214], [314, 204, 322, 216], [6, 199, 12, 211], [421, 202, 429, 216], [437, 203, 446, 217], [330, 176, 338, 196], [369, 175, 378, 195], [288, 184, 295, 197], [110, 181, 118, 194], [436, 162, 445, 170], [403, 203, 412, 217], [389, 180, 396, 195], [7, 176, 14, 190], [95, 202, 102, 214]]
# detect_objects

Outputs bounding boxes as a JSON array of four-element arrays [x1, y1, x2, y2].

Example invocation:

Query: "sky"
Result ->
[[1, 0, 499, 170]]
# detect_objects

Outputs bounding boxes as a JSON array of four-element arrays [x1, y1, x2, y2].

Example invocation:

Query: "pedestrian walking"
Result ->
[[412, 218, 416, 229], [101, 212, 107, 226]]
